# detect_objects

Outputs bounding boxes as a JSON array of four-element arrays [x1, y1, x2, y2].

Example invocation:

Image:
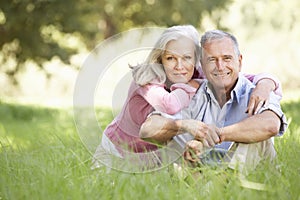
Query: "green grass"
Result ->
[[0, 100, 299, 200]]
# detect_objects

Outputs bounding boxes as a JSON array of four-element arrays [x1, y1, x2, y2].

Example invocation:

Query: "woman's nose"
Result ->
[[175, 58, 184, 70]]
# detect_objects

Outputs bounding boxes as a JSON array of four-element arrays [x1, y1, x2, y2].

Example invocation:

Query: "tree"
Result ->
[[0, 0, 231, 80]]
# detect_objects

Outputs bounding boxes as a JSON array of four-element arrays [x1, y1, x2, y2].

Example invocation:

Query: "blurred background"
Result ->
[[1, 0, 300, 108]]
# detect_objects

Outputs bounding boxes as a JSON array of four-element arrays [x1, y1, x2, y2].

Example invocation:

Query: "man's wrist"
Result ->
[[219, 126, 229, 142]]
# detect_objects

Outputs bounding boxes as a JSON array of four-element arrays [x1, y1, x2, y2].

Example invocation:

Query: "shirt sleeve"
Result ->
[[244, 72, 283, 97], [258, 92, 288, 136], [137, 82, 196, 115]]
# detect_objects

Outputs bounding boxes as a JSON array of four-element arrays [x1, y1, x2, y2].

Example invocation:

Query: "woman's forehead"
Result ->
[[164, 38, 195, 56]]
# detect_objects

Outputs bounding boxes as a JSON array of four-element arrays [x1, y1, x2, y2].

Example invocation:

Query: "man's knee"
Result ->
[[229, 138, 276, 174]]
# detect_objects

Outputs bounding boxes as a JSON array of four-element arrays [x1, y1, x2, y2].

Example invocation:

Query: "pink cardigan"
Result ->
[[105, 80, 197, 153]]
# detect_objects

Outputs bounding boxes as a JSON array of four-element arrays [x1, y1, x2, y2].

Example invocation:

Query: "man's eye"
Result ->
[[208, 58, 216, 62], [224, 56, 232, 62]]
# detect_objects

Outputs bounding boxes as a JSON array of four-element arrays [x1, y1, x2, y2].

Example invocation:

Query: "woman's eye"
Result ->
[[184, 56, 192, 60], [166, 56, 174, 60]]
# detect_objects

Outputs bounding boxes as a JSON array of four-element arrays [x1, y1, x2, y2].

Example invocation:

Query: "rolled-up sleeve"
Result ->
[[259, 92, 288, 136], [251, 72, 283, 97]]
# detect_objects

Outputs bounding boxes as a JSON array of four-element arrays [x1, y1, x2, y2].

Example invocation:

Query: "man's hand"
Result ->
[[180, 120, 221, 147], [246, 78, 275, 115], [184, 140, 204, 165]]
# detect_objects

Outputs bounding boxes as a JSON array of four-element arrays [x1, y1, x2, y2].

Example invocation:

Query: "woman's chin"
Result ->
[[169, 78, 188, 84]]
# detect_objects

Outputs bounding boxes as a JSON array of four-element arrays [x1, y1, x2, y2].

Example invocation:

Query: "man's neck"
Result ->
[[208, 79, 238, 108], [212, 87, 230, 108]]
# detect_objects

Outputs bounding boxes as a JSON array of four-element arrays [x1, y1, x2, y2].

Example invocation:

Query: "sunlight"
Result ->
[[1, 0, 300, 108]]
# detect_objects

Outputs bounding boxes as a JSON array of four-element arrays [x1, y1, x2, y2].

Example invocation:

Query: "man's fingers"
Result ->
[[207, 125, 221, 145], [211, 129, 221, 144], [184, 141, 202, 163], [184, 151, 193, 161], [206, 135, 215, 147], [202, 139, 210, 148], [186, 140, 203, 155]]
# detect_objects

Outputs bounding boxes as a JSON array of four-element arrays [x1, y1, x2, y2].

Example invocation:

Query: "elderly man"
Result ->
[[140, 30, 287, 174]]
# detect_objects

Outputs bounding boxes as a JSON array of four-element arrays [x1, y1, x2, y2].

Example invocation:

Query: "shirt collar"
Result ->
[[203, 73, 249, 104], [231, 73, 252, 104]]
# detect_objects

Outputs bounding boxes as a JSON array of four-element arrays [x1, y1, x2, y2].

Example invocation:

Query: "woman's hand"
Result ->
[[246, 78, 276, 116]]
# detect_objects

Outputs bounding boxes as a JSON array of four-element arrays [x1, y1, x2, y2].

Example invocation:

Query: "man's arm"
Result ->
[[220, 110, 281, 143], [140, 114, 220, 146]]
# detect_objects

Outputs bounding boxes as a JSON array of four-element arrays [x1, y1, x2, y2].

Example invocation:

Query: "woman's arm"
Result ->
[[244, 73, 282, 115], [138, 81, 199, 115], [139, 115, 181, 144]]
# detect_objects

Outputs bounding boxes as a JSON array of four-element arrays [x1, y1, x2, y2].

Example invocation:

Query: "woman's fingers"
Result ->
[[254, 100, 265, 114]]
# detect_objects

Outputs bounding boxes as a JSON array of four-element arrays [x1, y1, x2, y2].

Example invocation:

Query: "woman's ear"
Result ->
[[157, 56, 162, 64]]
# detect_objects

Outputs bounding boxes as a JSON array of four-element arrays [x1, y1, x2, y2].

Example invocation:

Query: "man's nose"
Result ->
[[216, 59, 225, 70]]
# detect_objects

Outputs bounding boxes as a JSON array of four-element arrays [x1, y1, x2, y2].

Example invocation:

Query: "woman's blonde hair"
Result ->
[[131, 25, 201, 86]]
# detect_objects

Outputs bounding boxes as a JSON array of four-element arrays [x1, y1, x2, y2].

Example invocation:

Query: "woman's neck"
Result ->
[[165, 79, 173, 90]]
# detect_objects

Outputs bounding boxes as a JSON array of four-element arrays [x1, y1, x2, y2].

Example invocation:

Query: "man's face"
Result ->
[[201, 37, 242, 91]]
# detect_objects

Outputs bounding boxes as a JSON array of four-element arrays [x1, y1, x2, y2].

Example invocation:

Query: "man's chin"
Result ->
[[210, 80, 227, 90]]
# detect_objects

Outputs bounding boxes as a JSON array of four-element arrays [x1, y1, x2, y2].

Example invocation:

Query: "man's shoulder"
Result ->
[[198, 79, 209, 92], [236, 75, 255, 93], [193, 80, 210, 100], [239, 74, 255, 86], [186, 80, 209, 110]]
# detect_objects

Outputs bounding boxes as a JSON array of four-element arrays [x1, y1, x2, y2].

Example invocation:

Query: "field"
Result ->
[[0, 99, 299, 200]]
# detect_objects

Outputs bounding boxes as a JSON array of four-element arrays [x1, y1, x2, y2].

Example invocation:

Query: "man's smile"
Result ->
[[213, 72, 231, 77]]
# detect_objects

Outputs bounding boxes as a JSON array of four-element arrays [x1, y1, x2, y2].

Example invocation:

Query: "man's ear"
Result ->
[[238, 54, 243, 71]]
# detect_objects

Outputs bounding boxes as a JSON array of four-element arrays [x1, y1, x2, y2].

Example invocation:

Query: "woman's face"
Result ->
[[161, 36, 195, 84]]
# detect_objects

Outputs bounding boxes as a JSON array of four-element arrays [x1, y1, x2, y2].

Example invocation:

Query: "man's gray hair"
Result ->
[[200, 30, 240, 58]]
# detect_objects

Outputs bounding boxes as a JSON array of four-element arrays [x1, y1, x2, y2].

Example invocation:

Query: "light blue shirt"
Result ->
[[172, 73, 287, 150]]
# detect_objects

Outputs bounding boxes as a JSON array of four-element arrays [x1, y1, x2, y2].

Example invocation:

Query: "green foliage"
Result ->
[[0, 0, 231, 77], [1, 0, 79, 63], [0, 101, 300, 199]]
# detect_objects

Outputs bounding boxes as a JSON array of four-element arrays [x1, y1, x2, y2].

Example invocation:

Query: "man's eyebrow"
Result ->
[[206, 56, 216, 60], [223, 55, 233, 58]]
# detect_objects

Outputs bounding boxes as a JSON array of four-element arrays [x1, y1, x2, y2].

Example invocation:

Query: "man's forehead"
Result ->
[[202, 38, 235, 55], [204, 37, 233, 47]]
